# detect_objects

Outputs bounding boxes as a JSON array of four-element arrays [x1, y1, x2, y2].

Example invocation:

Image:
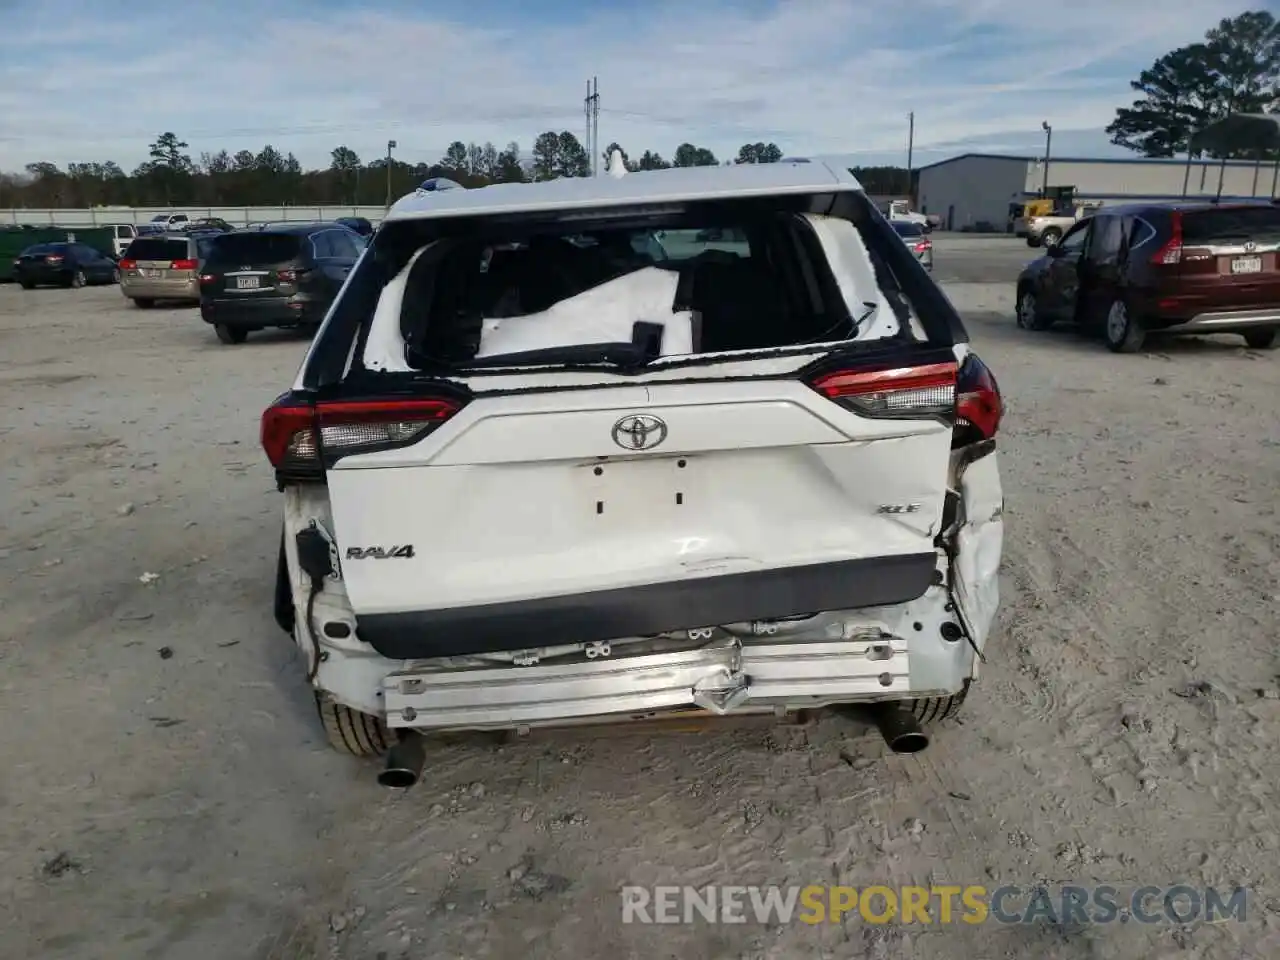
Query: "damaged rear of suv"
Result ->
[[261, 160, 1004, 785]]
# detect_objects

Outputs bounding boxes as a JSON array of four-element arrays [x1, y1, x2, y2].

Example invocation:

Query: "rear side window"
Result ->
[[205, 233, 302, 265], [1183, 206, 1280, 242], [126, 238, 189, 260]]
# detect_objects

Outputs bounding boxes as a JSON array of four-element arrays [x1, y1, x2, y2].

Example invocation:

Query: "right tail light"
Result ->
[[955, 352, 1002, 445], [808, 352, 1001, 449]]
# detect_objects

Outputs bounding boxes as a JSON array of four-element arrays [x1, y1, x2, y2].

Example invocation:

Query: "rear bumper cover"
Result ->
[[1152, 306, 1280, 334], [382, 630, 936, 730], [201, 295, 319, 328], [356, 554, 938, 660]]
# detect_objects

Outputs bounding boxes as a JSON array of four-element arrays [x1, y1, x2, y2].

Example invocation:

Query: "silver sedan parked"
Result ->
[[891, 220, 933, 271]]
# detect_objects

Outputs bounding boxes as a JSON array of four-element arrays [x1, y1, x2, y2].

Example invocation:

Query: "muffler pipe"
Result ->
[[873, 704, 929, 754], [377, 732, 425, 788]]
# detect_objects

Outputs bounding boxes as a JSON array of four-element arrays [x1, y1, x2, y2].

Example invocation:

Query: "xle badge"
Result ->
[[345, 545, 416, 560], [876, 504, 922, 515]]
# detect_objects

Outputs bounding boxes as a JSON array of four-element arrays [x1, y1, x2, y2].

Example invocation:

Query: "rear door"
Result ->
[[300, 229, 358, 302], [1041, 219, 1092, 321], [312, 213, 982, 639], [1176, 205, 1280, 310], [203, 232, 304, 298], [1078, 213, 1126, 323]]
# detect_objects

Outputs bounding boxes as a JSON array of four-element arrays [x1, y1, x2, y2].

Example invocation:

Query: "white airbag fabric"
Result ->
[[476, 267, 692, 358]]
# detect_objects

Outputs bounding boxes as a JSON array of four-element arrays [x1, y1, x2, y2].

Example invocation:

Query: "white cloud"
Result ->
[[0, 0, 1256, 172]]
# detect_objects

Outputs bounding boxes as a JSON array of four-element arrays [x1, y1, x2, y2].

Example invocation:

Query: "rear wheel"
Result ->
[[215, 323, 248, 344], [906, 681, 970, 723], [1040, 227, 1063, 247], [133, 298, 155, 309], [1104, 299, 1145, 353], [70, 270, 86, 289], [316, 694, 392, 757], [1243, 328, 1277, 350]]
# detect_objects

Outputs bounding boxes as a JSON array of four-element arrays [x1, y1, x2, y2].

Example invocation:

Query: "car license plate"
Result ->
[[142, 269, 161, 278], [1231, 256, 1262, 274], [235, 276, 260, 289]]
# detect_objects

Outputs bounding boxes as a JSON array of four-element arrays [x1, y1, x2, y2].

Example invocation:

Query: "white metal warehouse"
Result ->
[[916, 153, 1280, 232]]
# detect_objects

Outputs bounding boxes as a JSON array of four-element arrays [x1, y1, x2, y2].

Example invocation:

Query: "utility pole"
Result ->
[[1041, 122, 1052, 198], [585, 81, 593, 175], [385, 139, 397, 210], [591, 77, 600, 176], [906, 112, 914, 198]]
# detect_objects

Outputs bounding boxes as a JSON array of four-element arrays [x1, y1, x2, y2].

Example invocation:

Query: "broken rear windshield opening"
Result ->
[[354, 206, 921, 374]]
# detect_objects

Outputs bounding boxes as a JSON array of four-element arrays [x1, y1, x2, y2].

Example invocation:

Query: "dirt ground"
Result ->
[[2, 255, 1279, 960]]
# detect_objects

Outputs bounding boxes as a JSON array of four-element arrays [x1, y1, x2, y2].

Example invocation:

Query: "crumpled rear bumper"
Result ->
[[379, 587, 974, 731]]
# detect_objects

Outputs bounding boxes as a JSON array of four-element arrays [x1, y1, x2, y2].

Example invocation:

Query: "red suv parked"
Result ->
[[1015, 202, 1280, 352]]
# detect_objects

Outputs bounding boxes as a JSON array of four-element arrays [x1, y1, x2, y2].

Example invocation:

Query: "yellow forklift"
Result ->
[[1010, 186, 1076, 235]]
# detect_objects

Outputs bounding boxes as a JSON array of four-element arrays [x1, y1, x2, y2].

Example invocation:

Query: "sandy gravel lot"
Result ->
[[2, 247, 1279, 959]]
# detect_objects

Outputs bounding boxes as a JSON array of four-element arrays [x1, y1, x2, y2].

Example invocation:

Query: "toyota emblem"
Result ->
[[611, 414, 668, 451], [1243, 241, 1257, 253]]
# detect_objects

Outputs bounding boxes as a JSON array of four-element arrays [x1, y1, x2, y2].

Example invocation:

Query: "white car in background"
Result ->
[[260, 160, 1005, 786], [148, 212, 190, 230]]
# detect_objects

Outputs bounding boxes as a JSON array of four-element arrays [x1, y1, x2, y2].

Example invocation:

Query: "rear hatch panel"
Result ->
[[203, 232, 303, 298], [1176, 206, 1280, 310], [324, 353, 956, 658]]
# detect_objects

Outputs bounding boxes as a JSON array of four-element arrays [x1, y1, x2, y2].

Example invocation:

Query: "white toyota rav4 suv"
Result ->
[[261, 159, 1004, 787]]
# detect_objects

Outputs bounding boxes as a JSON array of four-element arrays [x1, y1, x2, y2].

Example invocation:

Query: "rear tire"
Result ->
[[906, 681, 970, 723], [70, 270, 86, 289], [1243, 328, 1277, 350], [1103, 298, 1145, 353], [133, 298, 155, 309], [215, 323, 248, 344], [316, 694, 392, 757]]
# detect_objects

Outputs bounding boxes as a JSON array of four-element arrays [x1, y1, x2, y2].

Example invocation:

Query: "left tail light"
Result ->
[[171, 259, 197, 270], [261, 396, 466, 480], [119, 258, 137, 270]]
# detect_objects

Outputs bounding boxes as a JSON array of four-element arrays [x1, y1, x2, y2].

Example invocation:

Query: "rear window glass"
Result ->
[[206, 233, 302, 264], [1183, 206, 1280, 242], [126, 238, 189, 260], [892, 221, 924, 238]]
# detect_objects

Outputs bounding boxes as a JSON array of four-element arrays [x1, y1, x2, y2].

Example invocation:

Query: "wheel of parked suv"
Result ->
[[133, 298, 155, 309], [1103, 298, 1145, 353], [906, 681, 970, 723], [1025, 237, 1041, 248], [214, 324, 248, 345], [1039, 228, 1063, 247], [70, 269, 86, 288], [315, 694, 392, 757], [1243, 328, 1277, 350], [1015, 287, 1053, 331]]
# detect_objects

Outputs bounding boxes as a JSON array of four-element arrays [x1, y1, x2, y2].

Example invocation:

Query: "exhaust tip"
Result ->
[[873, 705, 930, 754], [885, 728, 930, 753], [377, 733, 425, 789]]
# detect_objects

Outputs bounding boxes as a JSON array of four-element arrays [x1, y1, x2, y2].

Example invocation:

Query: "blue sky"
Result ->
[[0, 0, 1259, 174]]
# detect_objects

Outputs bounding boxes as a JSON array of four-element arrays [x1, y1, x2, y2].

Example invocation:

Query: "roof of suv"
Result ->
[[382, 160, 864, 224]]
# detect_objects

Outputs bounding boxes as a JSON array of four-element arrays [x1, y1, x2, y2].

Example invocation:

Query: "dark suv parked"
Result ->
[[1015, 202, 1280, 352], [198, 223, 366, 344]]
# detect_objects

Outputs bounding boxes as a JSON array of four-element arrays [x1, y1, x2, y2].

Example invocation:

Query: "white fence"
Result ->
[[1, 205, 390, 227]]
